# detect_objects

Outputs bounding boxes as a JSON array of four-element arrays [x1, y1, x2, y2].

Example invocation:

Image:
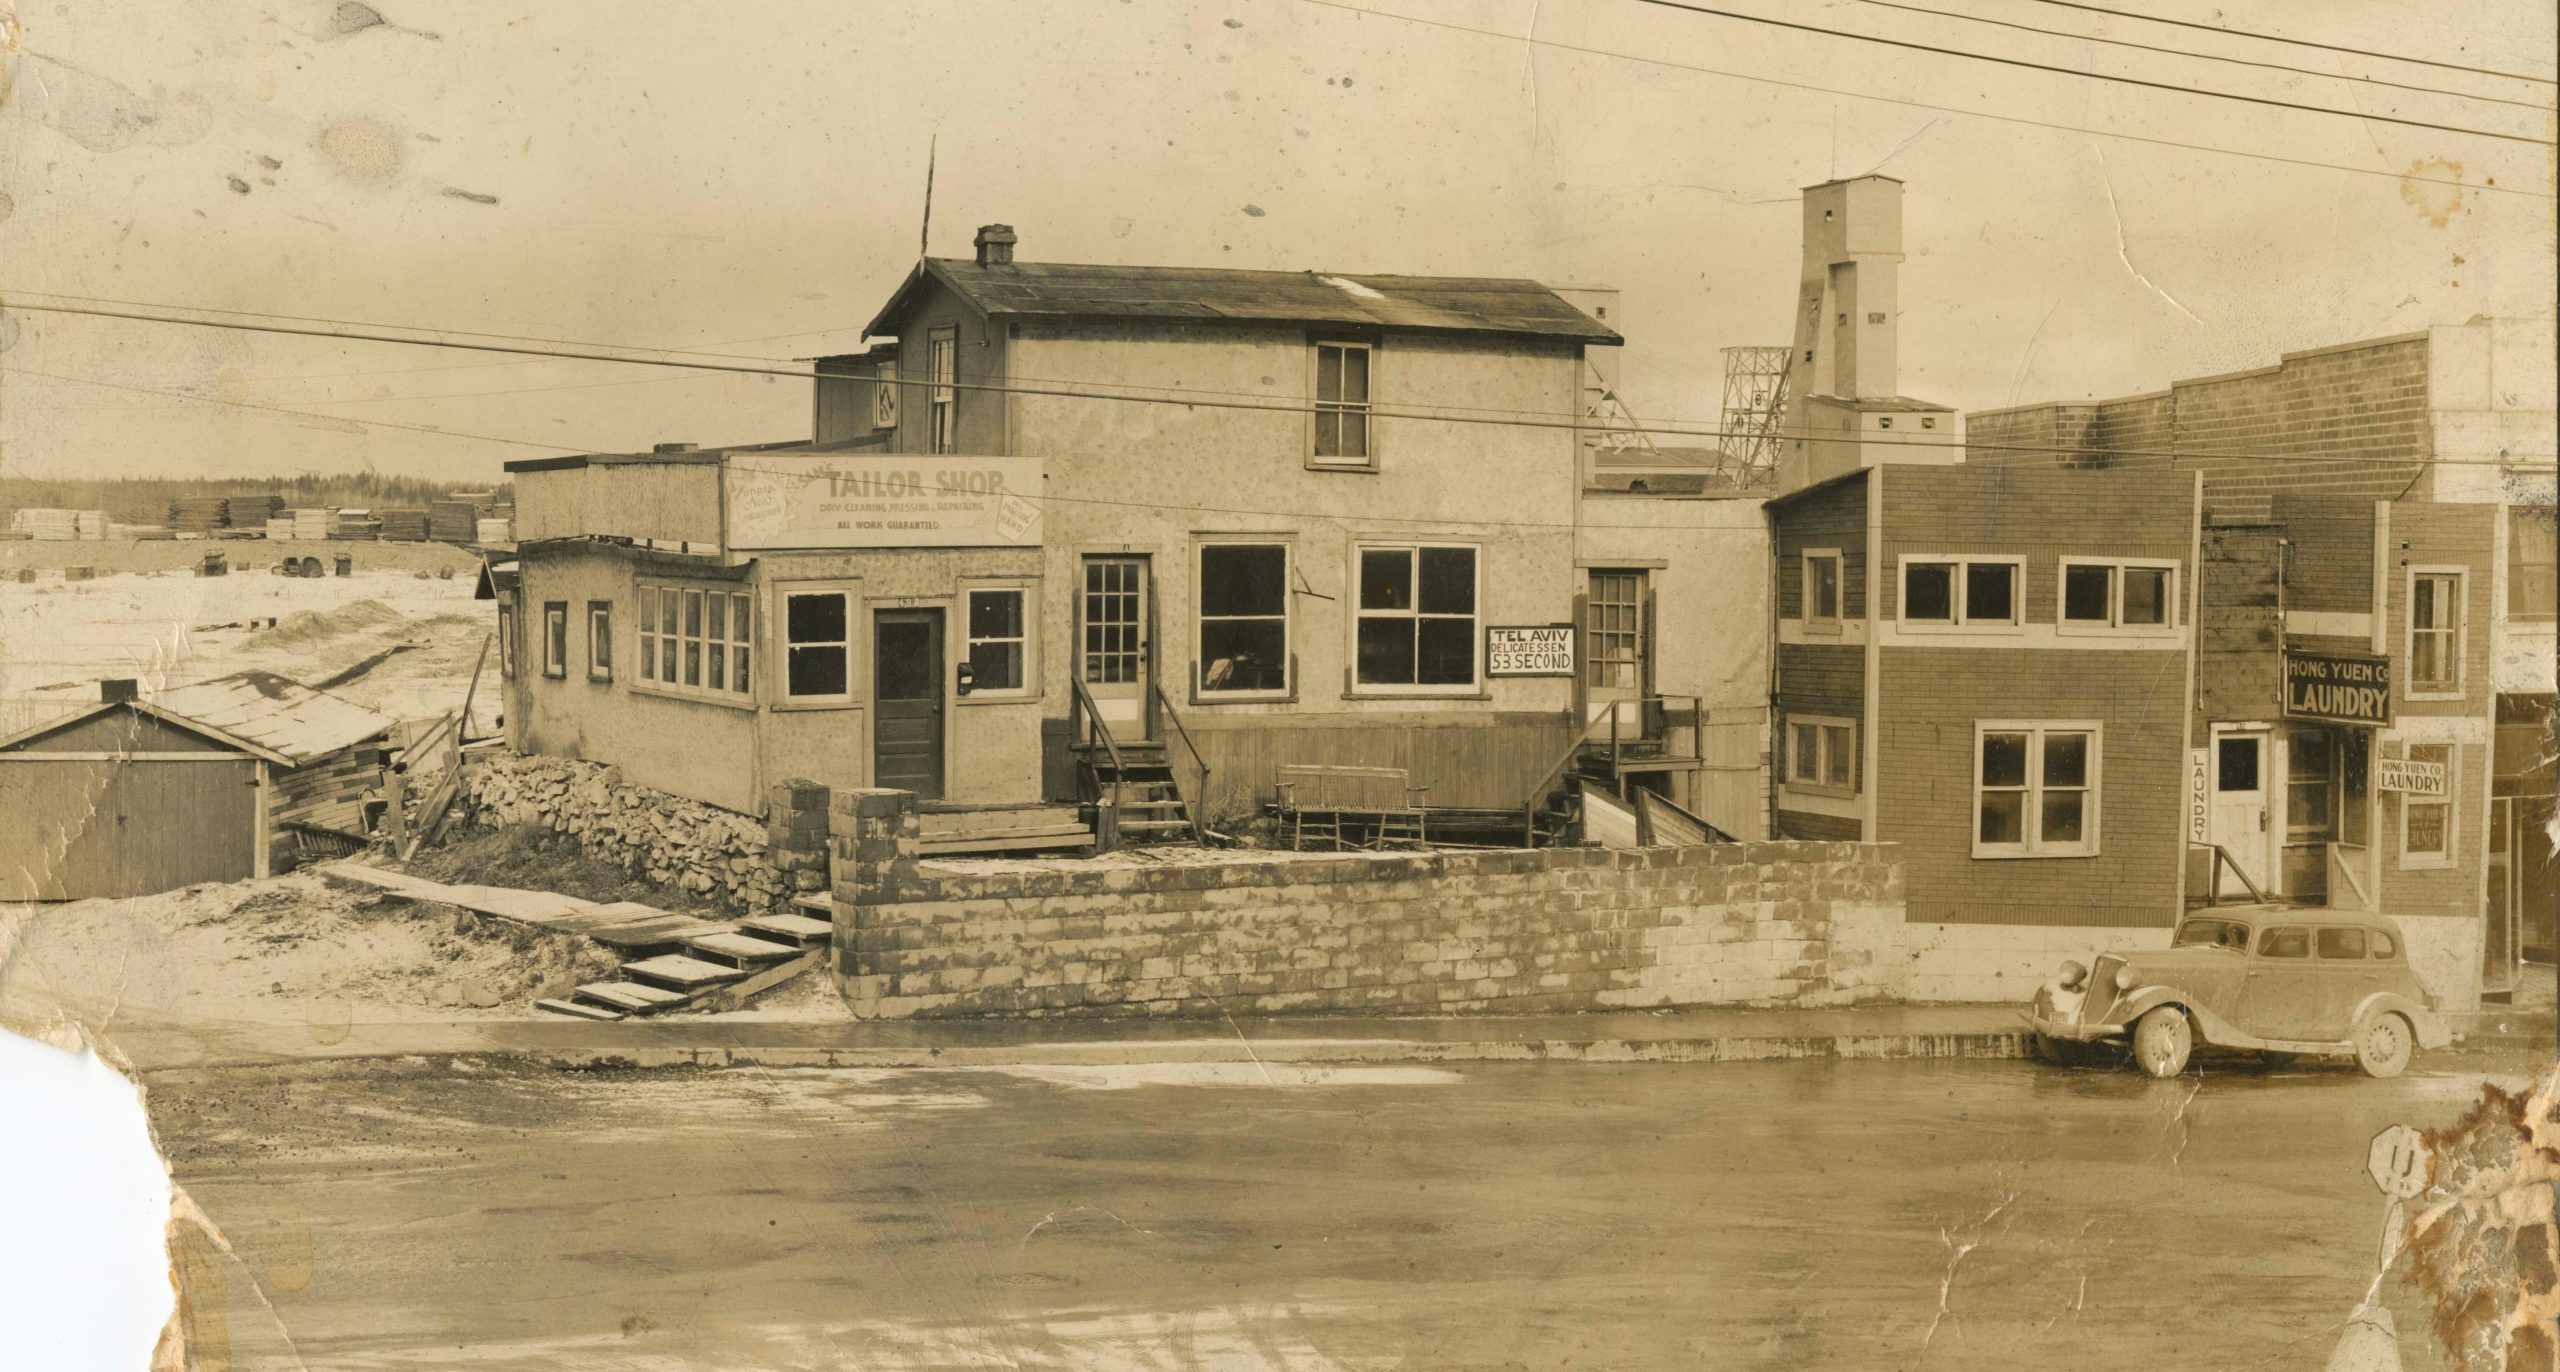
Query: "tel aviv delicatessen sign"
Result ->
[[2282, 652, 2392, 727], [725, 454, 1044, 549]]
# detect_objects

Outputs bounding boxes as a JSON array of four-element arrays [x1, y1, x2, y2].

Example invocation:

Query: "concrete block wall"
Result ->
[[827, 790, 1907, 1019]]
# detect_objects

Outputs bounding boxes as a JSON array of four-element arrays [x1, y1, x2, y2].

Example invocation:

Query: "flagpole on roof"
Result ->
[[919, 135, 936, 260]]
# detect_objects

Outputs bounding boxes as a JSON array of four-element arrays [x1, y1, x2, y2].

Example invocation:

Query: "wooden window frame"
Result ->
[[585, 600, 614, 683], [1800, 549, 1843, 632], [1309, 340, 1377, 471], [1585, 568, 1648, 691], [2404, 566, 2466, 700], [1898, 554, 2025, 632], [1349, 541, 1481, 696], [1971, 720, 2102, 859], [2056, 557, 2180, 637], [1782, 713, 1858, 799], [496, 598, 519, 680], [958, 581, 1039, 703], [927, 327, 958, 455], [635, 581, 756, 708], [540, 601, 568, 680], [2397, 740, 2458, 869], [776, 582, 857, 708], [1195, 540, 1295, 701], [2508, 505, 2557, 622]]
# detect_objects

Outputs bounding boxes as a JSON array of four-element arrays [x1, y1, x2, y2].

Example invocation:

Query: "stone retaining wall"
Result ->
[[463, 754, 829, 913], [829, 788, 1906, 1019]]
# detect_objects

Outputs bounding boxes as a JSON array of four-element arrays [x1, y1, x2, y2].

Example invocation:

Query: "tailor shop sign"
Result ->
[[2283, 652, 2392, 727], [725, 454, 1044, 549]]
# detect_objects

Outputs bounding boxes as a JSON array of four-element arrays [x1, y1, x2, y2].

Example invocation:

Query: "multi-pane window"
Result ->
[[540, 602, 568, 679], [2060, 559, 2174, 631], [927, 328, 957, 454], [1198, 544, 1290, 695], [1355, 544, 1478, 689], [782, 589, 851, 701], [1976, 724, 2099, 856], [1586, 569, 1645, 690], [1802, 552, 1841, 627], [2510, 506, 2557, 621], [2401, 742, 2455, 865], [1901, 557, 2019, 627], [1312, 342, 1373, 466], [1082, 561, 1143, 685], [965, 588, 1028, 694], [586, 601, 613, 682], [638, 584, 754, 701], [2408, 571, 2462, 693], [1786, 716, 1856, 794]]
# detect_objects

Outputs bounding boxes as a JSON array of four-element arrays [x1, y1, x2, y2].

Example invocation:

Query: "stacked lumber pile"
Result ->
[[475, 516, 514, 544], [428, 500, 479, 542], [230, 494, 285, 526], [334, 509, 382, 540], [290, 507, 340, 540], [168, 496, 231, 532], [7, 508, 107, 540], [265, 517, 297, 540], [378, 508, 430, 542], [461, 754, 794, 913]]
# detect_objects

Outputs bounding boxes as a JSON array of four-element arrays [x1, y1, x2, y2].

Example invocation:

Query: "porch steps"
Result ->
[[532, 997, 626, 1021], [739, 913, 835, 948], [685, 930, 809, 967], [546, 899, 837, 1019], [571, 979, 696, 1014]]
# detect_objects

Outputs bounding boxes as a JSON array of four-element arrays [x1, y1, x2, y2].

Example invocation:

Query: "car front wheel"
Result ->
[[2354, 1011, 2414, 1079], [2132, 1007, 2192, 1079]]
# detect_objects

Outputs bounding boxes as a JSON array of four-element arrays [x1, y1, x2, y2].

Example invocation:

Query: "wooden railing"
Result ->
[[1593, 694, 1702, 777], [1153, 684, 1210, 844], [1068, 675, 1130, 849], [2188, 841, 2269, 907]]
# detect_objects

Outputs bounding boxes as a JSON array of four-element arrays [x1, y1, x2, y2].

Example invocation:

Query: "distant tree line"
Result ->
[[0, 474, 512, 522]]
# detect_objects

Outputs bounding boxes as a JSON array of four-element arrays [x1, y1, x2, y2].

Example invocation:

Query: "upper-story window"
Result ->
[[1801, 551, 1842, 628], [2059, 558, 2176, 635], [2510, 506, 2556, 622], [2407, 569, 2464, 697], [1900, 556, 2021, 629], [1312, 341, 1373, 468], [927, 328, 957, 454], [872, 360, 901, 431]]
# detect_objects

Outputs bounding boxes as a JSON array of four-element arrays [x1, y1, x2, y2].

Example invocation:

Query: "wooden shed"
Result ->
[[0, 673, 396, 901]]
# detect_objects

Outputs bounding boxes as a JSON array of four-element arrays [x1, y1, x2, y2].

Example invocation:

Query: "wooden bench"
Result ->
[[1272, 765, 1433, 850]]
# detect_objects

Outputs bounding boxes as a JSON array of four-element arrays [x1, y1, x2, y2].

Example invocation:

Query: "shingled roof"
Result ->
[[862, 258, 1621, 345]]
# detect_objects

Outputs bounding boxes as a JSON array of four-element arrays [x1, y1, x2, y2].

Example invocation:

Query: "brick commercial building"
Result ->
[[1968, 319, 2557, 1001]]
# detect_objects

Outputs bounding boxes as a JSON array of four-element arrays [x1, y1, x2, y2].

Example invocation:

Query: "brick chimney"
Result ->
[[973, 224, 1018, 267], [100, 678, 139, 704]]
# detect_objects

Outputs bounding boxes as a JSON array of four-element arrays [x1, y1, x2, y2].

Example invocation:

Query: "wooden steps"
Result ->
[[534, 997, 625, 1021], [685, 930, 808, 967], [738, 913, 834, 947], [622, 954, 754, 992], [914, 803, 1095, 856], [573, 979, 695, 1014]]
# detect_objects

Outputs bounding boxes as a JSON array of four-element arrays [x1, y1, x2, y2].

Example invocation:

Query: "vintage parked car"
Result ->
[[2025, 910, 2453, 1079]]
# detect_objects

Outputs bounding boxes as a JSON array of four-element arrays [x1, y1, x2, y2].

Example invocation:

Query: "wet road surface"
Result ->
[[146, 1050, 2540, 1370]]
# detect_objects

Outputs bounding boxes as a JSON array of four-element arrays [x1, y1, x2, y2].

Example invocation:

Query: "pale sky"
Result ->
[[1, 0, 2552, 481]]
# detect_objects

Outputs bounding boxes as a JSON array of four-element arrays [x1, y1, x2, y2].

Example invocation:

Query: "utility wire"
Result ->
[[8, 297, 2554, 468], [2025, 0, 2558, 85], [1845, 0, 2554, 111], [1619, 0, 2550, 145], [6, 368, 586, 452], [1289, 0, 2550, 197]]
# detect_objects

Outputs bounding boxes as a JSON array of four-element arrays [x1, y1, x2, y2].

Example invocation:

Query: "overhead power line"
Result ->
[[1846, 0, 2554, 110], [10, 295, 2549, 470], [1620, 0, 2550, 145], [6, 367, 588, 452], [2026, 0, 2558, 86], [1288, 0, 2550, 197]]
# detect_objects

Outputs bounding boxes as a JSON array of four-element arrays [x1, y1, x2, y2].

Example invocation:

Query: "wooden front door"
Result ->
[[2209, 727, 2274, 895], [1584, 568, 1650, 736], [873, 609, 946, 800], [1080, 556, 1153, 739]]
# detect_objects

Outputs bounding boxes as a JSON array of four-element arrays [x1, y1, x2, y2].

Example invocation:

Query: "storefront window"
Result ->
[[1355, 544, 1478, 690], [2401, 742, 2455, 866], [1975, 723, 2099, 857], [1197, 546, 1289, 696]]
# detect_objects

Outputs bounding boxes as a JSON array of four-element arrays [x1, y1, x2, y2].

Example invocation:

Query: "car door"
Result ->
[[2235, 925, 2318, 1041], [2311, 925, 2380, 1040]]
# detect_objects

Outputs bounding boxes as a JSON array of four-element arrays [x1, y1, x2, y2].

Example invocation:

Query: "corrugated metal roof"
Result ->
[[153, 672, 396, 764], [865, 259, 1621, 344]]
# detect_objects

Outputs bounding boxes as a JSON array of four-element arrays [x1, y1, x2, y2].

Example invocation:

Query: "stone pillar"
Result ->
[[829, 788, 920, 1014], [765, 778, 832, 909]]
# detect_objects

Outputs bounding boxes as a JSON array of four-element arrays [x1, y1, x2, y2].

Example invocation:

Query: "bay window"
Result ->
[[1974, 722, 2100, 857], [637, 583, 754, 703]]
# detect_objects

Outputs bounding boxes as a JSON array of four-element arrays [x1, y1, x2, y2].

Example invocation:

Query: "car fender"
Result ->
[[2112, 986, 2263, 1050], [2350, 991, 2452, 1050]]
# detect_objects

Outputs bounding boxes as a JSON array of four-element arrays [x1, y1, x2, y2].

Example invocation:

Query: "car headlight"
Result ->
[[2115, 966, 2141, 992], [2055, 960, 2087, 992]]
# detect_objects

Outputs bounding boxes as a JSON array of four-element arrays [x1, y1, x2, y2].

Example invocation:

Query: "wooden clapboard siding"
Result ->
[[268, 744, 385, 838], [0, 755, 258, 900], [1178, 713, 1579, 822]]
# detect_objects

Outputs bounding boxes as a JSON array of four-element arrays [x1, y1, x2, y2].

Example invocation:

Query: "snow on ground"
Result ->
[[0, 565, 494, 737], [0, 871, 622, 1030]]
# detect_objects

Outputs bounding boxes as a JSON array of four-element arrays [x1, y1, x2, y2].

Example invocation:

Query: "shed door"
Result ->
[[0, 756, 260, 901]]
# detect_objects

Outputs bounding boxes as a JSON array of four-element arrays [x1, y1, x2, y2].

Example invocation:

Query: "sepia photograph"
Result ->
[[1, 0, 2555, 1367]]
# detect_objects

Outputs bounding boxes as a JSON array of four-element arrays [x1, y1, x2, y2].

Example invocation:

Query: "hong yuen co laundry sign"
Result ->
[[2283, 651, 2392, 727]]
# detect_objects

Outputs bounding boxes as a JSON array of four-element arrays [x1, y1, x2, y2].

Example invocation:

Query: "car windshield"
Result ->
[[2173, 919, 2252, 950]]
